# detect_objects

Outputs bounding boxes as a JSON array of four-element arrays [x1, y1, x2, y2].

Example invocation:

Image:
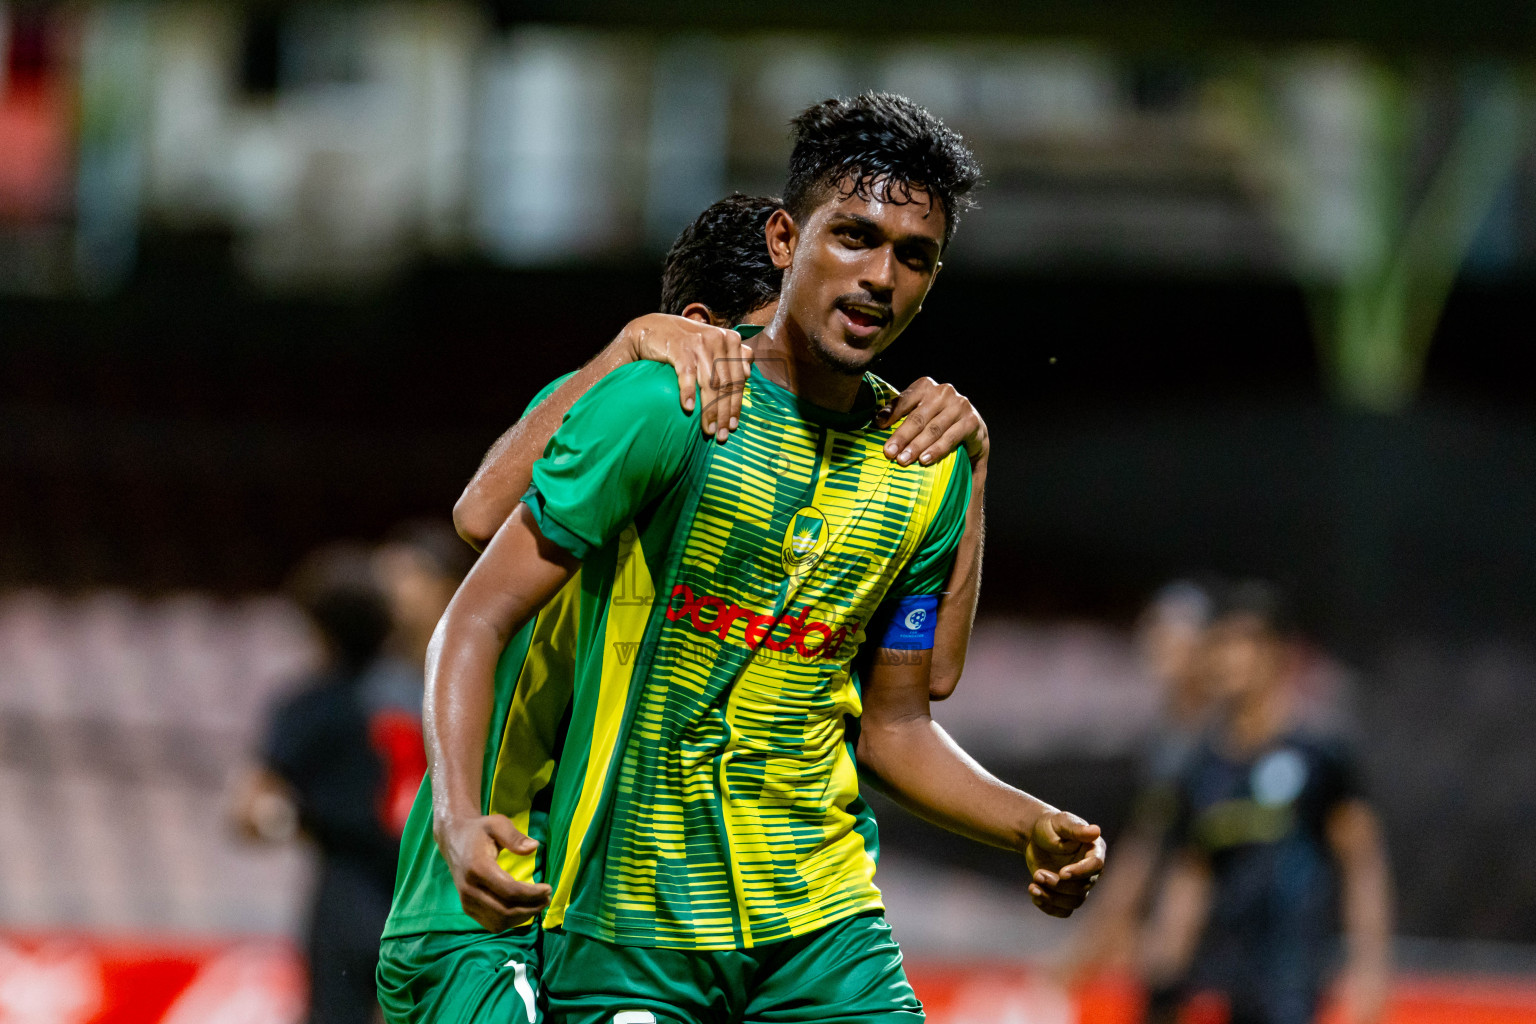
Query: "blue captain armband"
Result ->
[[876, 594, 940, 650]]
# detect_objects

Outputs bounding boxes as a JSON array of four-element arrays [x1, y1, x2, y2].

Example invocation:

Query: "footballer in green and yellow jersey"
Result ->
[[425, 94, 1105, 1024]]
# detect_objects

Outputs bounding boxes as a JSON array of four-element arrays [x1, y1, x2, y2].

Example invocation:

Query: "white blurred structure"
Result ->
[[0, 589, 319, 935]]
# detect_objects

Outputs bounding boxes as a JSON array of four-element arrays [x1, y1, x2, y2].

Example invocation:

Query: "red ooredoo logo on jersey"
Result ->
[[665, 584, 857, 660]]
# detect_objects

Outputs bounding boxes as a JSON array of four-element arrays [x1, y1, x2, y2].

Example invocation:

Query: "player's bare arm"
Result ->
[[856, 646, 1106, 918], [425, 505, 577, 929], [1138, 848, 1212, 985], [875, 380, 988, 699], [1327, 798, 1394, 1024], [453, 314, 751, 549]]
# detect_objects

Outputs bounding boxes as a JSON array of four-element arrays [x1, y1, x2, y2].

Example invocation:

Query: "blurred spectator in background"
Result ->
[[369, 521, 474, 833], [1141, 581, 1393, 1024], [1060, 581, 1215, 981], [232, 534, 448, 1024]]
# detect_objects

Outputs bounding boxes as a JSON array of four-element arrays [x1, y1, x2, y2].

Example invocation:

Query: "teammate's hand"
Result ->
[[436, 812, 552, 931], [1023, 811, 1106, 919], [621, 313, 753, 443], [874, 377, 988, 467]]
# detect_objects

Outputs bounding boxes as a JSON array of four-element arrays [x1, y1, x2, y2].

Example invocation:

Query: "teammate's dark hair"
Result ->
[[287, 542, 391, 671], [1211, 579, 1297, 637], [660, 194, 783, 323], [385, 518, 476, 584], [784, 92, 982, 248]]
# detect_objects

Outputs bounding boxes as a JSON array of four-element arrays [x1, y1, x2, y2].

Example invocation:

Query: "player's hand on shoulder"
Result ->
[[620, 312, 753, 444], [1023, 810, 1105, 919], [435, 812, 552, 931], [875, 377, 989, 467]]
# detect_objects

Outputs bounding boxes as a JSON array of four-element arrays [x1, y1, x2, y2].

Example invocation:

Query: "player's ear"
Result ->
[[765, 208, 796, 270], [679, 302, 714, 324]]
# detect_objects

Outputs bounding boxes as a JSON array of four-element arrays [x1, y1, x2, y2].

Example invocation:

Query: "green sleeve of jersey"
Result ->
[[867, 455, 972, 648], [897, 454, 973, 597], [524, 361, 701, 560], [523, 371, 578, 417]]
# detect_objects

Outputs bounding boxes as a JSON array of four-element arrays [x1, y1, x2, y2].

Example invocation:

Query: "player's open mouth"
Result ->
[[835, 300, 891, 338]]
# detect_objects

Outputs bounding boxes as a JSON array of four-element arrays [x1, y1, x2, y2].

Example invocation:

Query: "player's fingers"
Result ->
[[917, 418, 976, 466], [1029, 885, 1075, 918], [467, 861, 552, 910], [721, 340, 751, 434], [1031, 880, 1087, 912], [903, 405, 964, 466], [876, 384, 926, 436], [1059, 845, 1106, 881], [676, 361, 698, 416], [883, 405, 933, 463], [483, 814, 538, 856], [696, 347, 725, 437], [1056, 815, 1102, 848]]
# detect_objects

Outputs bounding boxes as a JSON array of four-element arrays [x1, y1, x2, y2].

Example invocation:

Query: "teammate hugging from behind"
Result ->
[[412, 92, 1105, 1024]]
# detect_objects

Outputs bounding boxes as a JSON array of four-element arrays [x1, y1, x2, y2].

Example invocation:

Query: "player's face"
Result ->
[[374, 544, 455, 642], [772, 179, 944, 375], [1203, 614, 1285, 705]]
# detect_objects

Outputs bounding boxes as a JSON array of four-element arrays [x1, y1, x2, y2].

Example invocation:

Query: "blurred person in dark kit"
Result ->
[[233, 542, 432, 1024], [1060, 581, 1215, 980], [1141, 582, 1392, 1024], [369, 521, 475, 833]]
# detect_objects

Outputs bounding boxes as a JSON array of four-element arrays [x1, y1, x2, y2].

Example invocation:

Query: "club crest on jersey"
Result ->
[[781, 507, 829, 576]]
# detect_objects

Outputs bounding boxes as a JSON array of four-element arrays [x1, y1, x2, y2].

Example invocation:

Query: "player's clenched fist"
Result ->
[[435, 812, 552, 932], [1023, 810, 1106, 919], [620, 313, 754, 444]]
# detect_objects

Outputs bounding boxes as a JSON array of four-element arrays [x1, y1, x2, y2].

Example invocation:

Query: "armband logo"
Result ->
[[781, 506, 829, 577], [903, 607, 929, 631]]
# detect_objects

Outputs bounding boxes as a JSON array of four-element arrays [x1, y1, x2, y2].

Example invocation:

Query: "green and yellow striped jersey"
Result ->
[[528, 358, 970, 950]]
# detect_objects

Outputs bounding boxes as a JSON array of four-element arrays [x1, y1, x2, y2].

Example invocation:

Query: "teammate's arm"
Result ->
[[856, 647, 1105, 918], [874, 378, 989, 700], [1327, 798, 1393, 1024], [426, 505, 578, 930], [453, 314, 751, 549]]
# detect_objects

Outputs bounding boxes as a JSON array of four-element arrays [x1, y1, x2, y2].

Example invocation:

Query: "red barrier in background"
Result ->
[[0, 933, 303, 1024], [4, 933, 1536, 1024]]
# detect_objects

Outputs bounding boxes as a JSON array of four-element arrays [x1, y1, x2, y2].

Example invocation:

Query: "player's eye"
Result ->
[[836, 226, 873, 248], [898, 246, 934, 272]]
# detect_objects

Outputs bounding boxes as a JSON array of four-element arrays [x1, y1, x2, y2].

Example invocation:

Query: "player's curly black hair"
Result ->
[[784, 92, 982, 249], [660, 193, 784, 324]]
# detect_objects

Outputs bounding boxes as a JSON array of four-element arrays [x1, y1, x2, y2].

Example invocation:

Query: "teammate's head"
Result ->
[[660, 193, 784, 327], [768, 92, 981, 375], [288, 542, 391, 672], [1203, 580, 1296, 708], [1137, 580, 1213, 715], [375, 520, 475, 661]]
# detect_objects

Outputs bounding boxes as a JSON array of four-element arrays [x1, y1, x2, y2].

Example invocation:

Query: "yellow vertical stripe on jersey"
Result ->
[[490, 571, 582, 885], [544, 526, 652, 929]]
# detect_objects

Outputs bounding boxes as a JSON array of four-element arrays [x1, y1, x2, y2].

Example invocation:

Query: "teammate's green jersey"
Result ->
[[528, 358, 970, 951], [383, 374, 580, 940]]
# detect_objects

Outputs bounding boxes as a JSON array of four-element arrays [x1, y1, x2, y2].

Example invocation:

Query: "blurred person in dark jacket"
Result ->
[[368, 522, 474, 833], [1142, 581, 1392, 1024], [1059, 581, 1214, 980], [233, 543, 406, 1024]]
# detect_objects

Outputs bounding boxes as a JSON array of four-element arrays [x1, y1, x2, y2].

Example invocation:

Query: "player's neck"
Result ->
[[752, 318, 863, 413], [1224, 684, 1289, 755]]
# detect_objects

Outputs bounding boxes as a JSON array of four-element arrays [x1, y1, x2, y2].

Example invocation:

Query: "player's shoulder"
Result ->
[[575, 361, 700, 429], [865, 370, 970, 479]]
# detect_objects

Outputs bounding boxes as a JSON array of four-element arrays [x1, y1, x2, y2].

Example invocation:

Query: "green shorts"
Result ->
[[377, 927, 543, 1024], [543, 911, 923, 1024]]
